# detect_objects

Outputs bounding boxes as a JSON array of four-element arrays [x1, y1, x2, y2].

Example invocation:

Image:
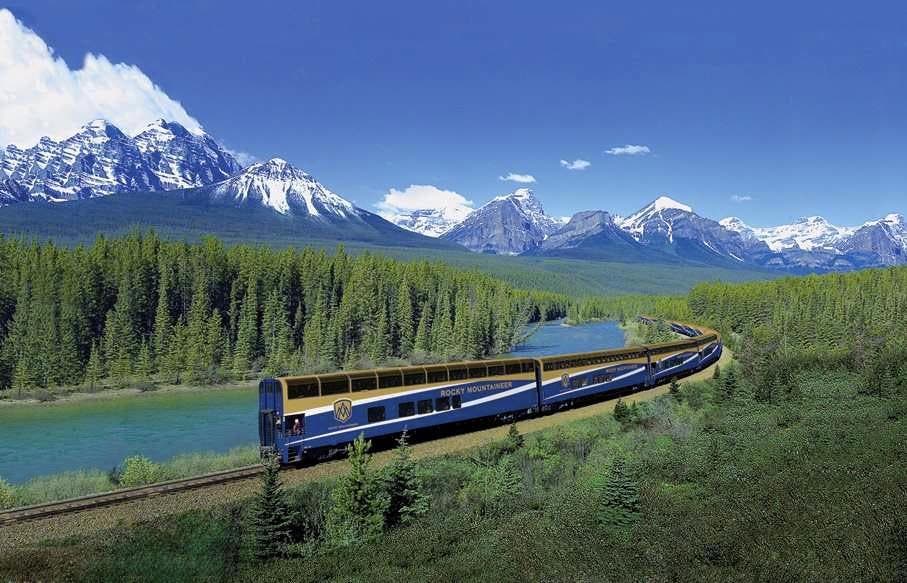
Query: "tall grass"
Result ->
[[1, 444, 260, 509]]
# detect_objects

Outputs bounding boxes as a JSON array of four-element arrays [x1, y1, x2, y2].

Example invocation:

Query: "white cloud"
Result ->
[[376, 184, 474, 219], [498, 172, 536, 184], [224, 147, 258, 168], [559, 159, 591, 171], [0, 9, 203, 147], [605, 144, 651, 156], [730, 195, 753, 203]]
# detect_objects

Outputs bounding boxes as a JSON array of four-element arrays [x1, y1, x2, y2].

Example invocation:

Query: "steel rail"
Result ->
[[0, 464, 264, 527]]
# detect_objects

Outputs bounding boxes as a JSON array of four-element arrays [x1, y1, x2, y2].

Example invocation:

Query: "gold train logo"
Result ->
[[561, 373, 571, 388], [333, 398, 353, 423]]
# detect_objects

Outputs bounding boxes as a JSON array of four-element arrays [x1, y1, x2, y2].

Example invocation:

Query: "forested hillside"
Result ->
[[0, 232, 567, 392], [571, 266, 907, 397]]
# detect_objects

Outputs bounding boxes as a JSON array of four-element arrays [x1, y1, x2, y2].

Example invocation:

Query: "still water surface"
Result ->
[[0, 319, 623, 483]]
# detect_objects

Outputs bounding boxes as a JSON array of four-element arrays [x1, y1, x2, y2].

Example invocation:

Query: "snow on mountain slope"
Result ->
[[133, 119, 241, 189], [384, 207, 470, 237], [620, 196, 694, 242], [720, 215, 854, 252], [0, 119, 239, 205], [202, 158, 358, 219]]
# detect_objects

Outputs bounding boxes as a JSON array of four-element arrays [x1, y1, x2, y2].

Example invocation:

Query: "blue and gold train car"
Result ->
[[259, 319, 721, 463]]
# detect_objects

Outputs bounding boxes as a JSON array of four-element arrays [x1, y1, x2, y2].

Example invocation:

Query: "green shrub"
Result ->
[[0, 477, 14, 509], [14, 470, 115, 506], [118, 455, 160, 487], [459, 457, 522, 516]]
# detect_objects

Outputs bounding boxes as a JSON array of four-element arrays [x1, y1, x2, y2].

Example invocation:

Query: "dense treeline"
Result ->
[[685, 267, 907, 399], [566, 294, 691, 324], [0, 232, 568, 392]]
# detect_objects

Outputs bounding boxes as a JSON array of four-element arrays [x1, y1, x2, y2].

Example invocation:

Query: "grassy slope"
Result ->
[[4, 354, 905, 582]]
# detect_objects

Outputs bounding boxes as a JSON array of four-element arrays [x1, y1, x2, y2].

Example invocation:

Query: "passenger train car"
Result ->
[[259, 318, 721, 463]]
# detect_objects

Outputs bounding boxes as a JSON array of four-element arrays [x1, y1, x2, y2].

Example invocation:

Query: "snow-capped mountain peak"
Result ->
[[441, 187, 563, 254], [651, 195, 692, 213], [206, 158, 357, 218], [619, 195, 695, 240], [721, 215, 853, 252], [0, 118, 240, 204]]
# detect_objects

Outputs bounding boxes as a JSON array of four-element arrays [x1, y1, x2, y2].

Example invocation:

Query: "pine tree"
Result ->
[[721, 367, 738, 401], [325, 434, 388, 545], [712, 364, 721, 380], [669, 379, 680, 397], [502, 422, 525, 454], [613, 398, 631, 425], [395, 281, 414, 355], [413, 305, 432, 353], [253, 452, 293, 560], [135, 341, 153, 380], [233, 275, 259, 375], [84, 341, 104, 390], [382, 431, 429, 528], [596, 455, 640, 529]]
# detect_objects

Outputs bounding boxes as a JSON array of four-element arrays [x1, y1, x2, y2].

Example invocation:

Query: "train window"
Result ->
[[321, 379, 349, 395], [522, 362, 535, 373], [417, 399, 433, 414], [468, 366, 487, 379], [287, 381, 318, 400], [367, 406, 385, 423], [487, 364, 505, 377], [379, 373, 403, 388], [285, 414, 304, 435], [435, 396, 451, 411], [404, 371, 427, 386], [427, 369, 448, 383], [505, 363, 522, 375], [351, 376, 377, 392], [398, 401, 415, 417], [451, 394, 462, 409], [448, 366, 468, 380]]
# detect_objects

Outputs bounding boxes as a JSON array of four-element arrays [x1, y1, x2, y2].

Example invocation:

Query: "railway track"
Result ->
[[0, 464, 264, 527]]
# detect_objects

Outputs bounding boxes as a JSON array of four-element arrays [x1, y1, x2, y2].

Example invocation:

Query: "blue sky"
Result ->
[[3, 1, 906, 225]]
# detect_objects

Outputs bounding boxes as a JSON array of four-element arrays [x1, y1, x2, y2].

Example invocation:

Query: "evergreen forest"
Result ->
[[0, 232, 567, 393]]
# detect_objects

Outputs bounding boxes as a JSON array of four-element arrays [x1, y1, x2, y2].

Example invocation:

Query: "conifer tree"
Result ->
[[395, 281, 414, 355], [253, 452, 293, 560], [721, 367, 738, 401], [613, 399, 631, 425], [413, 305, 432, 353], [596, 455, 640, 529], [135, 341, 153, 380], [325, 434, 388, 545], [232, 274, 259, 375], [84, 341, 105, 390], [502, 422, 525, 454], [382, 431, 429, 528]]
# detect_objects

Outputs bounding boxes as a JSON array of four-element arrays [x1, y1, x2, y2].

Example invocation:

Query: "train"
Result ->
[[258, 318, 721, 463]]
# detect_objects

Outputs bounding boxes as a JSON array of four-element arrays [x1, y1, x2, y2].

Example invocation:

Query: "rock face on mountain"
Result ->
[[721, 213, 907, 270], [0, 119, 240, 204], [838, 214, 907, 266], [529, 210, 665, 261], [441, 188, 562, 254], [619, 196, 762, 264]]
